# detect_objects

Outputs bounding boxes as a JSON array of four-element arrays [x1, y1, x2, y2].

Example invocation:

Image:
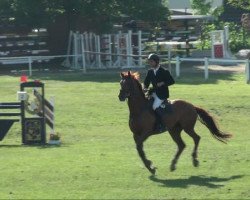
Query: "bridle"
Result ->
[[119, 77, 135, 101]]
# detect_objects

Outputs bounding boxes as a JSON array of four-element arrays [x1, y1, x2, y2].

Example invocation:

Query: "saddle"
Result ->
[[159, 100, 173, 114], [145, 88, 173, 115], [148, 97, 173, 115]]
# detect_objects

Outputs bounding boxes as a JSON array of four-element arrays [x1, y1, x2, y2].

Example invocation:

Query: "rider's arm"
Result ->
[[143, 71, 151, 89], [163, 70, 175, 86]]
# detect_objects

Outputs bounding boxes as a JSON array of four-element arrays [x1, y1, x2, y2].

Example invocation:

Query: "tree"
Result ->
[[118, 0, 169, 25], [191, 0, 212, 15], [11, 0, 56, 27], [227, 0, 250, 11], [0, 0, 169, 33], [0, 0, 170, 54]]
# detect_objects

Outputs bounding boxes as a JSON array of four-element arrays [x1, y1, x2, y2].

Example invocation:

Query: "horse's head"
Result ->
[[118, 71, 141, 101]]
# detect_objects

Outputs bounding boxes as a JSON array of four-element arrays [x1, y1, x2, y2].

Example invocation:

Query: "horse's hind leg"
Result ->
[[184, 128, 200, 167], [133, 134, 156, 175], [169, 125, 185, 171]]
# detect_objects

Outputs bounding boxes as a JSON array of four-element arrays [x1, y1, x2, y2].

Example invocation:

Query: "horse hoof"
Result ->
[[193, 159, 199, 167], [149, 167, 156, 175], [146, 161, 157, 175], [149, 165, 157, 175], [170, 164, 176, 172]]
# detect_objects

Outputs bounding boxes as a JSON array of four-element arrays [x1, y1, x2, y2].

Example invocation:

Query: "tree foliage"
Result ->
[[191, 0, 212, 15], [0, 0, 169, 33], [227, 0, 250, 11]]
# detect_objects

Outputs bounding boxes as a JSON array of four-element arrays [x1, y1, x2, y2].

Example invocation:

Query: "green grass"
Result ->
[[0, 70, 249, 199]]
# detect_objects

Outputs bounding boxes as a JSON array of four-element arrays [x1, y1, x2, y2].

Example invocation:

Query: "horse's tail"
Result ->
[[195, 106, 232, 143]]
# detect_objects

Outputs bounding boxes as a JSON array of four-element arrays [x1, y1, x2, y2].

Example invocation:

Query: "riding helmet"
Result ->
[[147, 53, 160, 64]]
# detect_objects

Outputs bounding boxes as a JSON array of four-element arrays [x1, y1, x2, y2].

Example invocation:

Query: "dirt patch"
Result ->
[[197, 64, 245, 73], [170, 61, 246, 74]]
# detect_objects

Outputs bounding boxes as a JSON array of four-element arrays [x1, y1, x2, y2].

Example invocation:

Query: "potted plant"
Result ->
[[48, 132, 61, 145]]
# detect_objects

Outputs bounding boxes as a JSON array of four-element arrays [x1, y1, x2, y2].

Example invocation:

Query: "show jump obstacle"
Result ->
[[62, 30, 144, 70], [0, 80, 55, 144], [210, 26, 232, 59]]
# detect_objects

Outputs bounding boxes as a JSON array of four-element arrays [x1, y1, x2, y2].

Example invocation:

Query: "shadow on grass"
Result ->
[[0, 68, 123, 83], [0, 143, 69, 148], [149, 175, 244, 188], [25, 72, 239, 87], [0, 65, 242, 85], [0, 144, 24, 148], [31, 70, 239, 85]]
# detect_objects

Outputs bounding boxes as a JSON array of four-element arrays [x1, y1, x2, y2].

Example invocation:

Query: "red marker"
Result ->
[[20, 75, 28, 83]]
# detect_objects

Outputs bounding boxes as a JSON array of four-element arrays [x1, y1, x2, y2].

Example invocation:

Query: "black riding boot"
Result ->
[[154, 107, 167, 133]]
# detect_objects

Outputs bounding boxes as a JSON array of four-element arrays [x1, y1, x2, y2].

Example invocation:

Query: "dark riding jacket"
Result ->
[[144, 66, 175, 100]]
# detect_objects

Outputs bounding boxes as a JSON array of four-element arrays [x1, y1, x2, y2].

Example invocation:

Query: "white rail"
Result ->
[[0, 54, 249, 84]]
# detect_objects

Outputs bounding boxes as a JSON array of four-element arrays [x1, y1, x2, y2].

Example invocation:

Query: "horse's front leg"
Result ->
[[134, 134, 156, 175]]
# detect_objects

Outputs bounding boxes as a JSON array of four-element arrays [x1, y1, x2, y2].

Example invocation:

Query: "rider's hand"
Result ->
[[143, 88, 148, 93]]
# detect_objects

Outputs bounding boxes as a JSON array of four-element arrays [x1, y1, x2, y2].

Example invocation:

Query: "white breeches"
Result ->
[[152, 93, 164, 110]]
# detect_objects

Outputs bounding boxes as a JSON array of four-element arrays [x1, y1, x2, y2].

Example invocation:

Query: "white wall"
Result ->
[[168, 0, 191, 9], [168, 0, 223, 9]]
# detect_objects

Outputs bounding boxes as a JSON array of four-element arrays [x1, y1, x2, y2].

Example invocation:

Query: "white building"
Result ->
[[168, 0, 223, 14]]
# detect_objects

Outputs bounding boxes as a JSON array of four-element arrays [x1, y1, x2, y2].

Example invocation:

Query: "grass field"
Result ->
[[0, 67, 249, 199]]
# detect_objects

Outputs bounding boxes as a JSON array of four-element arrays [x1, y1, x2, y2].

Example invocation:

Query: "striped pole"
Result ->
[[34, 89, 55, 133], [44, 97, 55, 132]]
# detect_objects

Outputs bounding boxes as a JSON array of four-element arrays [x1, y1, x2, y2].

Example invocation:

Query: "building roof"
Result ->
[[170, 9, 193, 15], [170, 15, 214, 21]]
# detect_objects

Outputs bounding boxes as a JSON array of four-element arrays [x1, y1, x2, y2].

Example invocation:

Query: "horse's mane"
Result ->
[[121, 71, 140, 80]]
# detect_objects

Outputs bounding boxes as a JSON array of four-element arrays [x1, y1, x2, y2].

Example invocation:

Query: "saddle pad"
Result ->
[[160, 101, 173, 114]]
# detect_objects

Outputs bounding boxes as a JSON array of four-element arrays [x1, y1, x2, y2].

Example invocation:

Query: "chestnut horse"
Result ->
[[118, 71, 232, 174]]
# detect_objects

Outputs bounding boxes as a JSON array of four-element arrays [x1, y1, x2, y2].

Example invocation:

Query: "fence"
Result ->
[[0, 53, 249, 84]]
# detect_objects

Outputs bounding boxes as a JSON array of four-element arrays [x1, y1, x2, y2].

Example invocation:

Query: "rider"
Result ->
[[143, 53, 175, 132]]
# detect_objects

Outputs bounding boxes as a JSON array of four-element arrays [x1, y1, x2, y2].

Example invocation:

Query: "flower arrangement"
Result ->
[[49, 132, 61, 145], [49, 133, 60, 140]]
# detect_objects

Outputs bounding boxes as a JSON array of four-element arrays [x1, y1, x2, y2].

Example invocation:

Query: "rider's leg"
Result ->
[[152, 93, 165, 132], [152, 93, 163, 110]]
